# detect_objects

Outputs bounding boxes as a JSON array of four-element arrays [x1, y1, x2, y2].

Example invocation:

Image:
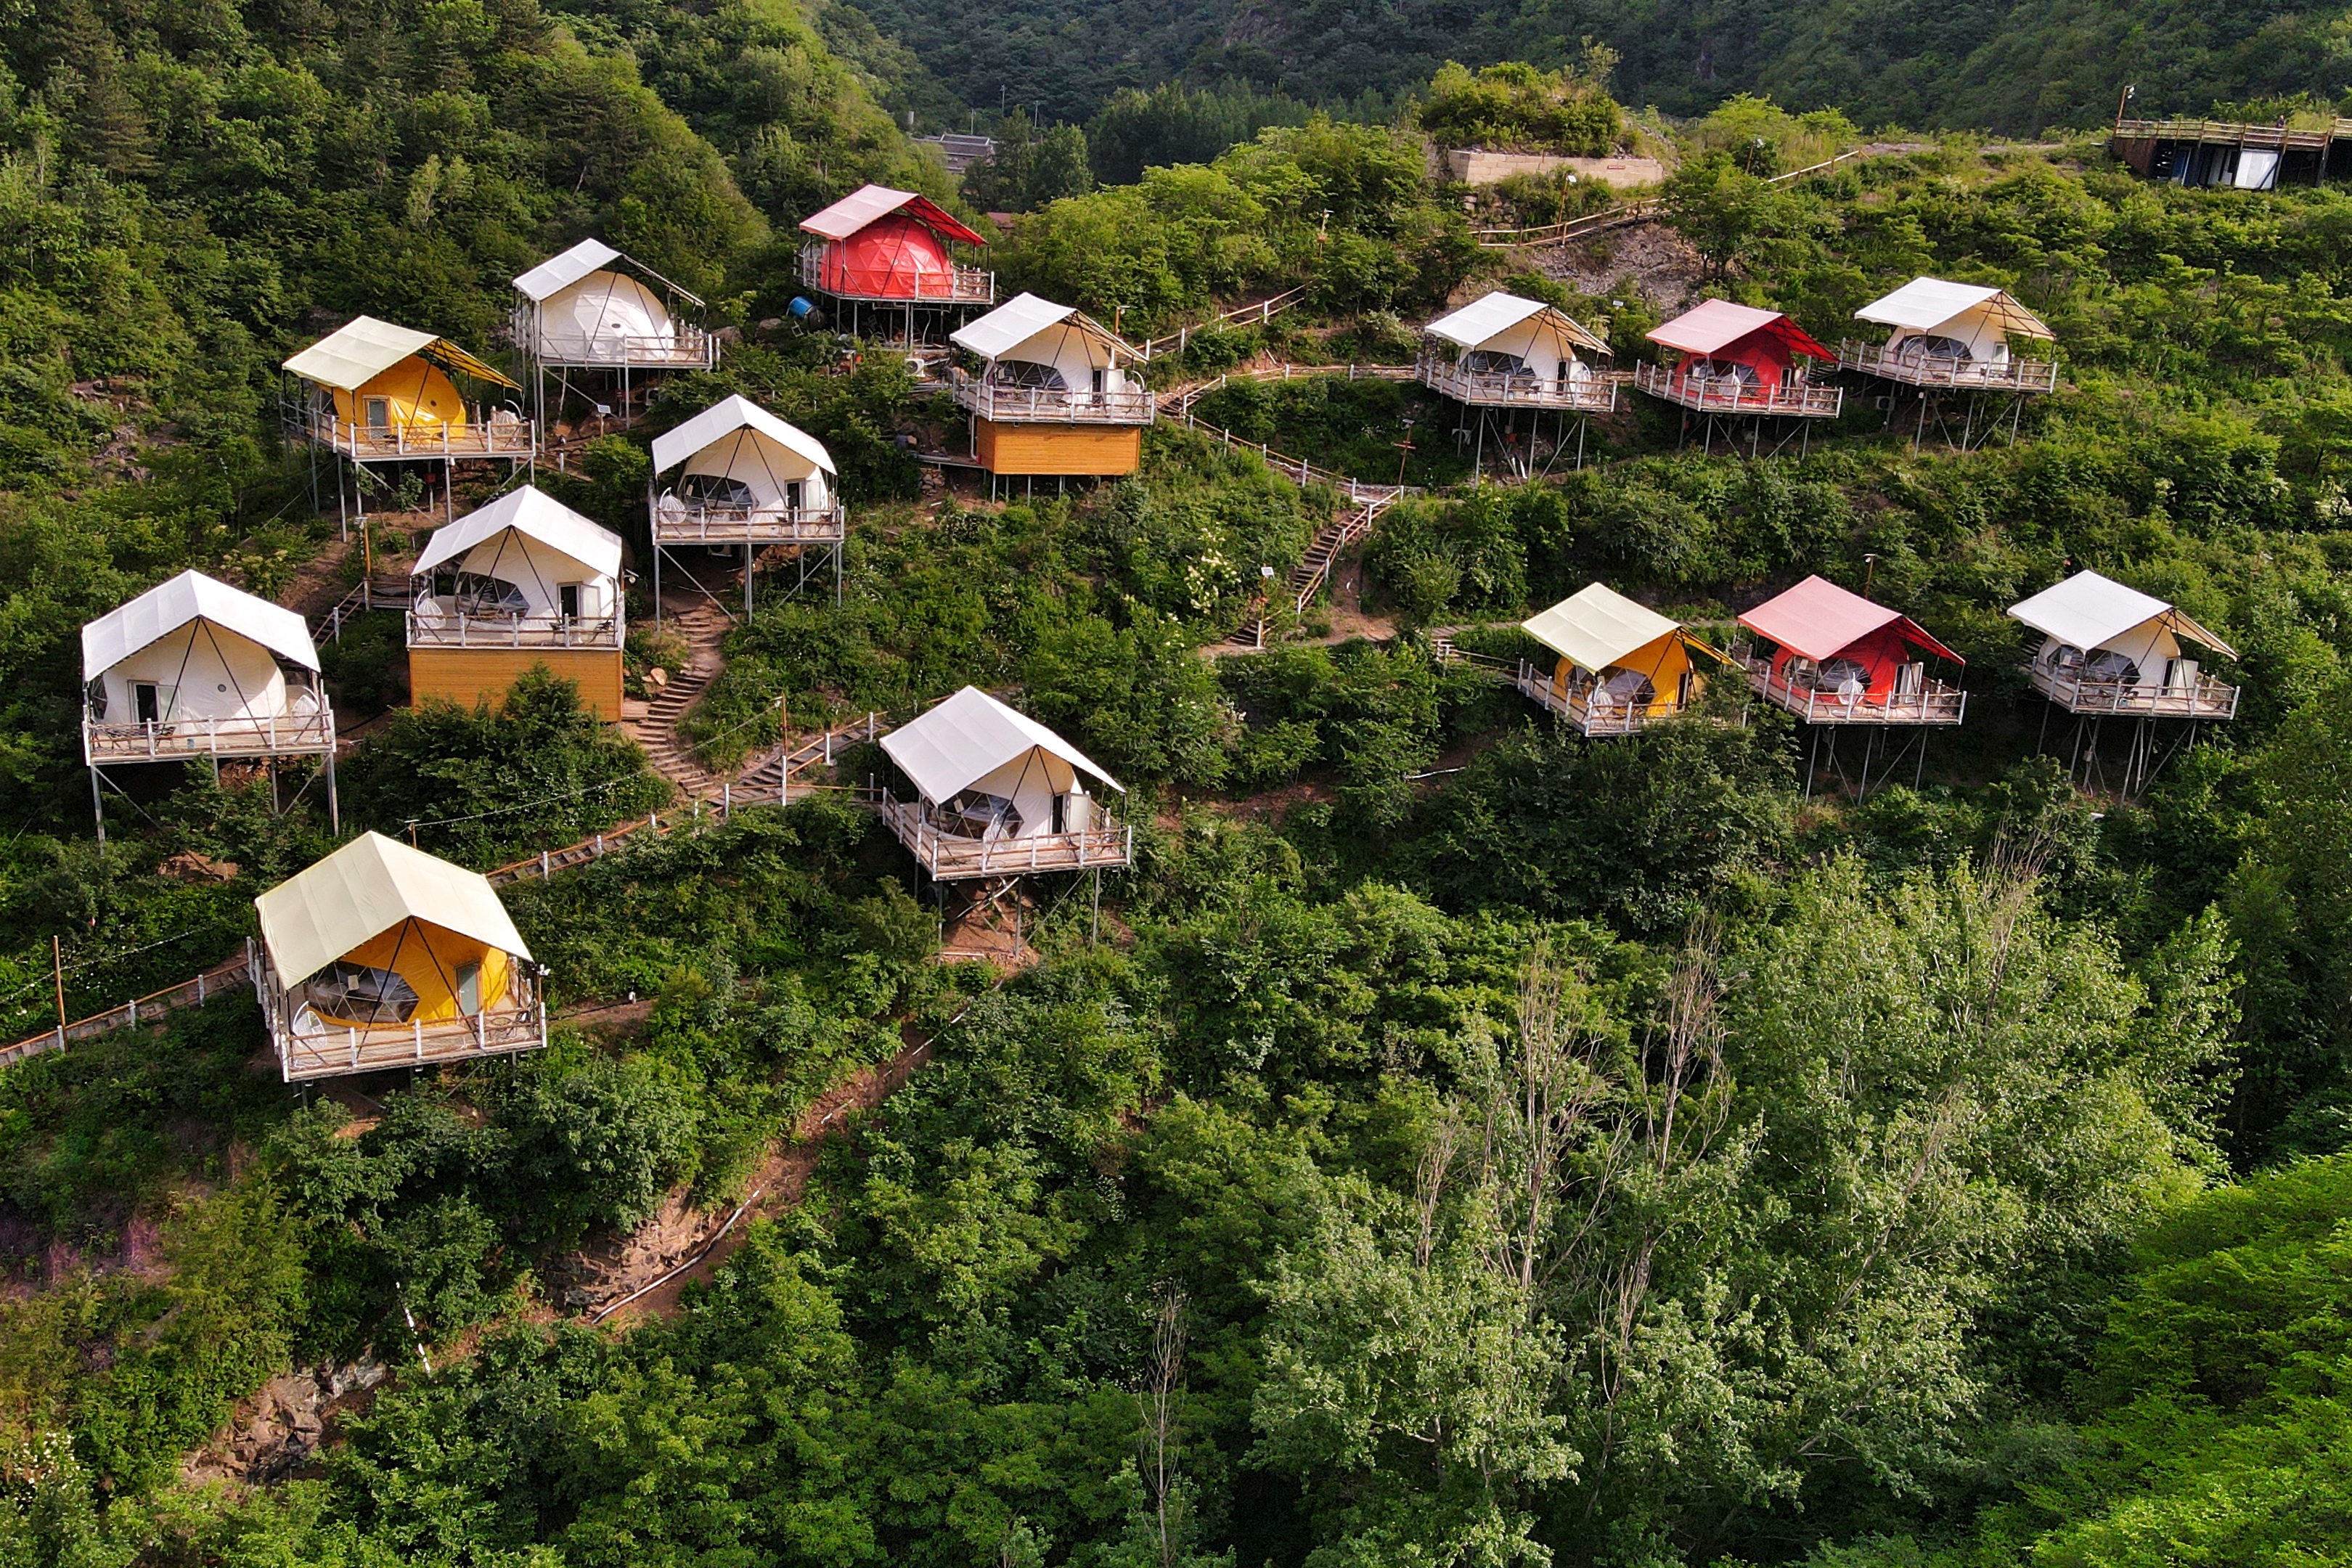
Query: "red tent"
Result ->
[[1648, 301, 1834, 393], [1739, 574, 1960, 700], [799, 186, 987, 301]]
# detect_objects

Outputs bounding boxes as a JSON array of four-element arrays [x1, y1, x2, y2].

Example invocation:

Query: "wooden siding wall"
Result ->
[[409, 648, 624, 718], [975, 418, 1143, 475]]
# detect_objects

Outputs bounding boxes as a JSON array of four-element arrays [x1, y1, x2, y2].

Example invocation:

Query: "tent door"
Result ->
[[364, 397, 391, 433], [133, 682, 160, 724], [456, 961, 481, 1016], [559, 583, 581, 620], [1895, 662, 1924, 696], [2165, 656, 2199, 693], [785, 480, 804, 513], [1676, 670, 1696, 709], [1051, 793, 1068, 834], [1090, 367, 1107, 400]]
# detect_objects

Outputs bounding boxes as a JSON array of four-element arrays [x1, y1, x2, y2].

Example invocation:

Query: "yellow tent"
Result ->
[[255, 831, 531, 1027], [282, 317, 518, 438], [1522, 583, 1726, 721]]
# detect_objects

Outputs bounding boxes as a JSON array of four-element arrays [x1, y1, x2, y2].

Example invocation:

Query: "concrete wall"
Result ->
[[1448, 151, 1667, 189]]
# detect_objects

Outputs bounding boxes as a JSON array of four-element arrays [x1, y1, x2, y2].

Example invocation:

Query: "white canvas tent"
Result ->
[[1424, 291, 1609, 382], [1855, 278, 2053, 364], [82, 570, 322, 729], [412, 486, 625, 621], [513, 238, 709, 367], [952, 293, 1140, 392], [882, 686, 1122, 841], [651, 396, 837, 516], [2008, 569, 2237, 684], [1523, 583, 1683, 677]]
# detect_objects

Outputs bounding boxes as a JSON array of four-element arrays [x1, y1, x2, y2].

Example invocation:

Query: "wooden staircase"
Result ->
[[626, 601, 732, 796], [1225, 491, 1395, 649]]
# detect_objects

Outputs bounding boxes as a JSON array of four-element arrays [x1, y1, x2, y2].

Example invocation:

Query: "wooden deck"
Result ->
[[301, 413, 536, 462], [651, 502, 847, 545], [407, 610, 623, 650], [1837, 340, 2057, 392], [950, 371, 1156, 424], [880, 798, 1130, 881], [2029, 663, 2239, 719], [801, 246, 994, 304], [1416, 358, 1620, 411], [1513, 661, 1690, 737], [1741, 656, 1966, 725], [84, 708, 335, 764], [1634, 361, 1843, 417], [526, 326, 718, 371], [2113, 116, 2352, 153], [274, 1001, 547, 1082]]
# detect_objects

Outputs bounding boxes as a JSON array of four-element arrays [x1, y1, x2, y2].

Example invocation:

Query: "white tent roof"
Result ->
[[650, 396, 836, 477], [413, 486, 625, 580], [1523, 583, 1683, 674], [1855, 277, 2054, 340], [514, 238, 622, 301], [81, 569, 319, 682], [1424, 291, 1607, 354], [881, 686, 1124, 804], [282, 315, 515, 391], [952, 293, 1133, 361], [256, 831, 531, 988], [2006, 569, 2236, 657]]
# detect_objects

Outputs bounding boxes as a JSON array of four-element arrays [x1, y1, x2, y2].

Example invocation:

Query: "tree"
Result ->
[[1661, 154, 1773, 281]]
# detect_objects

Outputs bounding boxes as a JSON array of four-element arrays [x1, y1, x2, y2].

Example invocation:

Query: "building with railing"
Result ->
[[648, 395, 847, 616], [2111, 115, 2352, 189], [1516, 583, 1731, 737], [2009, 570, 2239, 720], [950, 293, 1154, 478], [282, 316, 534, 476], [1416, 291, 1617, 412], [408, 485, 626, 716], [877, 686, 1130, 881], [798, 185, 995, 345], [253, 832, 546, 1082], [81, 570, 338, 838], [1736, 574, 1967, 726], [513, 237, 717, 427], [1839, 277, 2057, 396], [1638, 300, 1843, 419]]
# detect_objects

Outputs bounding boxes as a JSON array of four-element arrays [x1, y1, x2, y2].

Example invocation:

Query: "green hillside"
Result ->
[[838, 0, 2352, 131], [4, 0, 2352, 1564]]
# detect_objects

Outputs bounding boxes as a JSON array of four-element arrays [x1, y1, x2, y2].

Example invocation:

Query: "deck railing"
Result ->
[[1513, 661, 1690, 737], [271, 992, 547, 1082], [1741, 655, 1967, 725], [528, 326, 719, 370], [650, 499, 849, 544], [83, 706, 335, 763], [2113, 117, 2352, 152], [2029, 662, 2239, 719], [302, 412, 537, 461], [1633, 361, 1844, 417], [801, 245, 995, 304], [407, 608, 623, 650], [1838, 340, 2059, 392], [879, 797, 1130, 881], [950, 369, 1156, 424], [1416, 357, 1620, 411]]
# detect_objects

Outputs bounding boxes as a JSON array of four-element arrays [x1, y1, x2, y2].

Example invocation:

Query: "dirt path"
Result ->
[[581, 1031, 936, 1328]]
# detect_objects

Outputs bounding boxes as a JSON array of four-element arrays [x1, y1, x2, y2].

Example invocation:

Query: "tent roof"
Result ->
[[799, 185, 987, 247], [650, 395, 835, 477], [1739, 574, 1961, 663], [1424, 291, 1609, 355], [256, 831, 530, 987], [412, 485, 625, 580], [81, 569, 319, 681], [2007, 569, 2237, 658], [1648, 299, 1834, 361], [282, 315, 518, 392], [881, 686, 1123, 804], [952, 292, 1136, 362], [1523, 584, 1685, 673], [1855, 277, 2053, 340], [514, 237, 708, 309]]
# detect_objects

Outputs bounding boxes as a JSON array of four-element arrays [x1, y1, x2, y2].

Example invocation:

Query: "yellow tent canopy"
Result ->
[[282, 316, 519, 393]]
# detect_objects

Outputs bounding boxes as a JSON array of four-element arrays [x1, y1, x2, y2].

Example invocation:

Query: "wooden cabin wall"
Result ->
[[974, 419, 1143, 475], [409, 648, 625, 719]]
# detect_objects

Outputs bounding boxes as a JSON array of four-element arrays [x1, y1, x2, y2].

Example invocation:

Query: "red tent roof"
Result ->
[[1739, 575, 1961, 663], [799, 185, 986, 247], [1649, 299, 1834, 362]]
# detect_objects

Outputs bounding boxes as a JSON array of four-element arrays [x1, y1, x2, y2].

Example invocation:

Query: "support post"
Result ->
[[325, 739, 340, 836], [89, 767, 105, 846]]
